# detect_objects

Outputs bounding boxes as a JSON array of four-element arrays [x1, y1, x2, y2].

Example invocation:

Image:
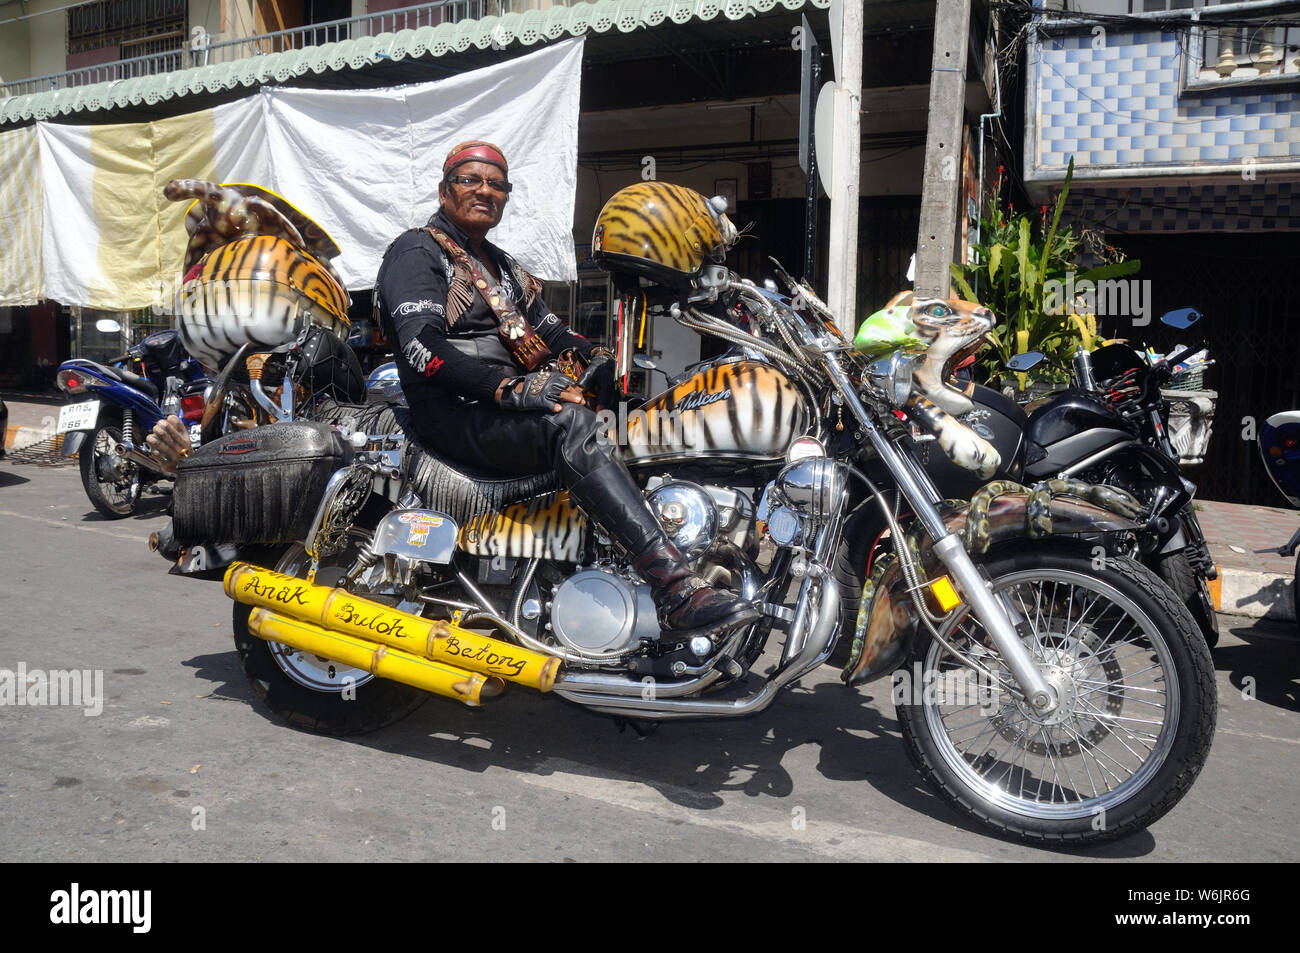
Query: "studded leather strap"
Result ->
[[425, 227, 552, 371]]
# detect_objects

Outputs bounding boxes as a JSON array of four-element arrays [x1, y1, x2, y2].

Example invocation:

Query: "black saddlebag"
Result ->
[[173, 421, 353, 545]]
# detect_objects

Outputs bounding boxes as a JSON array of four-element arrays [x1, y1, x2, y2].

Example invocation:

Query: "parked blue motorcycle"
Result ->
[[56, 322, 208, 518]]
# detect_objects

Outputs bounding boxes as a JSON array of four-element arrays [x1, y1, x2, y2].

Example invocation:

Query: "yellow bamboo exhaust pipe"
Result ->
[[225, 563, 562, 692], [248, 608, 504, 705]]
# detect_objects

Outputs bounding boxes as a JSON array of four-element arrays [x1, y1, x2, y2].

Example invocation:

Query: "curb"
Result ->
[[1211, 566, 1295, 622], [5, 425, 60, 452]]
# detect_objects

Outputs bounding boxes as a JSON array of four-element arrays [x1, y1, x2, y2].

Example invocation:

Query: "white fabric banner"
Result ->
[[264, 37, 584, 285], [36, 97, 273, 310], [36, 121, 106, 310], [24, 38, 582, 310]]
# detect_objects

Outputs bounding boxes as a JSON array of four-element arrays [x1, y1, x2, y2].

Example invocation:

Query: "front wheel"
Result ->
[[79, 419, 142, 518], [897, 540, 1216, 847]]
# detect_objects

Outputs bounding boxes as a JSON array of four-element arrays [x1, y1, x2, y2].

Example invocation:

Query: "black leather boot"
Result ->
[[567, 462, 759, 641]]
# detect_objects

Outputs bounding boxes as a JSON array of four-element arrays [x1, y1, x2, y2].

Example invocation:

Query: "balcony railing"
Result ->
[[1, 0, 584, 98], [1182, 0, 1300, 89]]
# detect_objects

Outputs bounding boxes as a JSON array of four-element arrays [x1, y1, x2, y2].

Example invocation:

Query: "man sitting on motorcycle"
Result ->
[[373, 139, 757, 641]]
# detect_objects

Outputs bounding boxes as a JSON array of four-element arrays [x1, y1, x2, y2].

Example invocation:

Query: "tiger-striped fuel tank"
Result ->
[[175, 234, 351, 370], [622, 361, 810, 466]]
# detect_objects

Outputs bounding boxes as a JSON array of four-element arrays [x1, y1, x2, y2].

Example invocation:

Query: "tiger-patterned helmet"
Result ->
[[591, 182, 737, 287]]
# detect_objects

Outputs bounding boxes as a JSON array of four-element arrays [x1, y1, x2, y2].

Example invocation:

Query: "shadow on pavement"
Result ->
[[1216, 616, 1299, 713], [181, 647, 1165, 858]]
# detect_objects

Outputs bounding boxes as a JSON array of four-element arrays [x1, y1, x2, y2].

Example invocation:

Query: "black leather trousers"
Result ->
[[413, 395, 663, 556], [414, 396, 610, 486]]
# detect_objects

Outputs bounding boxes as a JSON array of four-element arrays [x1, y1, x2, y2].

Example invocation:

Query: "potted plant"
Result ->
[[950, 158, 1139, 400]]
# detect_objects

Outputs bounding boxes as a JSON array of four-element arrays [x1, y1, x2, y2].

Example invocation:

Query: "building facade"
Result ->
[[1023, 0, 1300, 503]]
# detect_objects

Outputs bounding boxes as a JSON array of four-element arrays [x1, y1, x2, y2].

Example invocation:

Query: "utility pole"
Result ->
[[824, 0, 862, 337], [914, 0, 972, 300]]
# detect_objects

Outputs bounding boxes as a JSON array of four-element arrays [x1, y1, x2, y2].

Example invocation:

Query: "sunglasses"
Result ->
[[447, 174, 513, 194]]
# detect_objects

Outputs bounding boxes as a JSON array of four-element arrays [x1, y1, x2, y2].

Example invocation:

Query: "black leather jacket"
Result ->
[[374, 211, 591, 412]]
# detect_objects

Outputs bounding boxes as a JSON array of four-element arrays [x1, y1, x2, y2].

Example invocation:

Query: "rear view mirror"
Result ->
[[95, 319, 122, 334], [1160, 307, 1201, 329], [1005, 351, 1045, 372]]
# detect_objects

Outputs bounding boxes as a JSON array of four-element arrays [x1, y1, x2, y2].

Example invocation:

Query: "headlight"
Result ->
[[774, 458, 845, 523], [865, 350, 918, 408]]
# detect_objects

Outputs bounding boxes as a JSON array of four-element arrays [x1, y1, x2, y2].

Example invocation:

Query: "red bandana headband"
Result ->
[[443, 141, 508, 177]]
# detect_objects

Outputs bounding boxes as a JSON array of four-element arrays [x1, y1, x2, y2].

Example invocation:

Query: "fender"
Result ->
[[842, 480, 1142, 686], [61, 431, 87, 456]]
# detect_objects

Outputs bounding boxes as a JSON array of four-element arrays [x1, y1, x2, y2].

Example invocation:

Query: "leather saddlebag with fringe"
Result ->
[[173, 422, 353, 545]]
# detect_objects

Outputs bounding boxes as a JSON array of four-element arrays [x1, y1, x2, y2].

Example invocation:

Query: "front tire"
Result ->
[[232, 544, 428, 736], [79, 418, 142, 518], [1153, 549, 1219, 649], [896, 540, 1216, 847]]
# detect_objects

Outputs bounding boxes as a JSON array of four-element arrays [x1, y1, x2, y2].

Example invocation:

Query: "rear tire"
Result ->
[[232, 544, 428, 736], [896, 540, 1216, 847], [79, 417, 142, 518]]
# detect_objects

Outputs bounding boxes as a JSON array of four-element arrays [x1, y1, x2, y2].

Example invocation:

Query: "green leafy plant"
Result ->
[[950, 158, 1139, 385]]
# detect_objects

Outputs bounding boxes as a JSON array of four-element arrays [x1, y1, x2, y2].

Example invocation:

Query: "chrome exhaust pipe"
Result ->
[[114, 441, 173, 477]]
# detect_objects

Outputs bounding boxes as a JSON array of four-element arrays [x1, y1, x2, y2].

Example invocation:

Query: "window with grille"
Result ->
[[67, 0, 187, 56]]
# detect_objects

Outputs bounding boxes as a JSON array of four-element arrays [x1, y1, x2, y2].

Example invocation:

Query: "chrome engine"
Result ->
[[542, 478, 761, 662], [645, 477, 757, 556], [549, 568, 661, 654]]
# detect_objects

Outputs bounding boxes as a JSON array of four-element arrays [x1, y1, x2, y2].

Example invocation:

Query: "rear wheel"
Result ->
[[79, 418, 142, 518], [897, 540, 1216, 847], [233, 543, 428, 736]]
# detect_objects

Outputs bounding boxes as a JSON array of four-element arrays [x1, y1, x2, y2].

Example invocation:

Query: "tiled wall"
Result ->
[[1067, 180, 1300, 233], [1029, 27, 1300, 179]]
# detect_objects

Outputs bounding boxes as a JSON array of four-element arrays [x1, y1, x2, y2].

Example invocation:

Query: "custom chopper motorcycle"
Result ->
[[173, 182, 1214, 847], [142, 179, 372, 567]]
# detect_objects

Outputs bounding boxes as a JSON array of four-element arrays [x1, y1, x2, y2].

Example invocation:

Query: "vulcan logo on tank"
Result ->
[[675, 388, 732, 414]]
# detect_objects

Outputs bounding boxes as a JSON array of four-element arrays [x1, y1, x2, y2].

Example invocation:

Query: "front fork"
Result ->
[[826, 359, 1059, 714]]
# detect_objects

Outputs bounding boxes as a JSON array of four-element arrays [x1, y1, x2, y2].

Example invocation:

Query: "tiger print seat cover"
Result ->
[[315, 397, 572, 556]]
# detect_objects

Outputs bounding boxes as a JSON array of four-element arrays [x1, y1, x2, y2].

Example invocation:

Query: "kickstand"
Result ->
[[611, 716, 660, 738]]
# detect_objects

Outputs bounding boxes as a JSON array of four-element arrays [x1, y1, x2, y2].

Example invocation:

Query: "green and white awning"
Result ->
[[0, 0, 829, 126]]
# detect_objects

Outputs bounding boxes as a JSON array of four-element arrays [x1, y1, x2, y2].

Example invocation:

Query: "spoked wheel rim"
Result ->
[[922, 569, 1180, 821], [265, 544, 375, 694], [92, 426, 141, 511]]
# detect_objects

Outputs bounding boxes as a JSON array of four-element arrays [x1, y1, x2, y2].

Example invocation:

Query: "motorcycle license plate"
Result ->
[[56, 400, 100, 434]]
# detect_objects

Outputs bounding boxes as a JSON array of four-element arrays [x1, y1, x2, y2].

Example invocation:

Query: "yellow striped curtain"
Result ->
[[0, 125, 45, 305]]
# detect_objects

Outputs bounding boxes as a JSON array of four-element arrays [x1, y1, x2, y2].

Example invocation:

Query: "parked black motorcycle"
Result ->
[[920, 308, 1220, 648]]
